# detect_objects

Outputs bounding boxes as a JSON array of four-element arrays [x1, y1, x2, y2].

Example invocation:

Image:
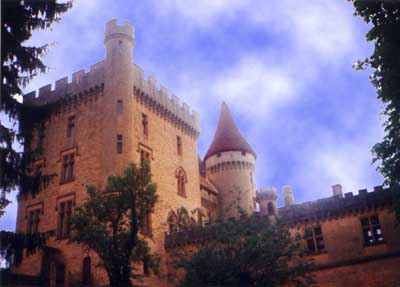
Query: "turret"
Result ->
[[283, 185, 295, 207], [256, 188, 278, 217], [101, 20, 136, 180], [205, 102, 256, 220]]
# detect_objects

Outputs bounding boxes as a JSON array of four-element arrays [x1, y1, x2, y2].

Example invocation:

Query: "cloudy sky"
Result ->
[[1, 0, 385, 229]]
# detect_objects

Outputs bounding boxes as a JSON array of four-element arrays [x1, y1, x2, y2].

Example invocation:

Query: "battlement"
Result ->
[[133, 64, 200, 133], [104, 19, 134, 44], [256, 188, 278, 200], [279, 185, 395, 224], [24, 61, 105, 106]]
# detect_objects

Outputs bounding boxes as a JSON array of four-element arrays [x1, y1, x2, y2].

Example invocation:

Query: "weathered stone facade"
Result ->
[[12, 19, 400, 287]]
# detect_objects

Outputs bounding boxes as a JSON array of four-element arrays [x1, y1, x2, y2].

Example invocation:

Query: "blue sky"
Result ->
[[1, 0, 385, 230]]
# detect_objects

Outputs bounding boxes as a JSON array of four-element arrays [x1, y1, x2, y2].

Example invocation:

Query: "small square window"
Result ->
[[361, 215, 384, 245]]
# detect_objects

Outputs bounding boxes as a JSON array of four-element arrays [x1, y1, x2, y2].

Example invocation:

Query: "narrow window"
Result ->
[[142, 114, 148, 136], [305, 226, 325, 253], [67, 116, 76, 138], [177, 136, 182, 156], [117, 134, 123, 154], [140, 150, 151, 166], [117, 100, 123, 113], [61, 153, 75, 183], [82, 257, 91, 285], [176, 168, 187, 197], [27, 209, 41, 234], [57, 200, 73, 239], [361, 215, 384, 244]]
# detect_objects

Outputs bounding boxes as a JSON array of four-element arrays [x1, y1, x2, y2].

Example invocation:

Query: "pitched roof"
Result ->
[[204, 102, 256, 160], [200, 176, 218, 194]]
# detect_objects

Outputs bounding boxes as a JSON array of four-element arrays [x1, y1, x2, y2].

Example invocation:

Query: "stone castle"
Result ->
[[12, 20, 400, 287]]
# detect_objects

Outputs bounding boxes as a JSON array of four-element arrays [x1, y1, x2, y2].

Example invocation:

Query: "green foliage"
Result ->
[[179, 215, 314, 287], [0, 230, 54, 266], [69, 162, 159, 287], [350, 1, 400, 221], [0, 0, 72, 216]]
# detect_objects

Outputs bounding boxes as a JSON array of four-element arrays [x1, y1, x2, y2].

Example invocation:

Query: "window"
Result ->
[[117, 134, 123, 154], [57, 200, 73, 239], [177, 136, 182, 156], [141, 213, 152, 236], [176, 168, 187, 197], [117, 100, 123, 113], [361, 215, 384, 244], [27, 209, 41, 234], [305, 226, 325, 253], [82, 257, 91, 285], [61, 153, 75, 183], [67, 116, 76, 138], [167, 211, 178, 234], [142, 114, 148, 136], [140, 149, 151, 166]]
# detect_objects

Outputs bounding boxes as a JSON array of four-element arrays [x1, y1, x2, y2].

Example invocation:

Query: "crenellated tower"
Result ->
[[256, 188, 278, 217], [204, 102, 256, 220], [102, 19, 136, 179]]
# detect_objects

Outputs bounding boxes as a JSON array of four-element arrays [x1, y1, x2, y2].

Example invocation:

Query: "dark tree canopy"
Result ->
[[69, 162, 159, 287], [350, 0, 400, 221], [178, 215, 314, 287], [1, 0, 72, 216]]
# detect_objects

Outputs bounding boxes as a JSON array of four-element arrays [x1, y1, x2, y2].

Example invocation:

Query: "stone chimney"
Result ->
[[332, 184, 343, 197], [283, 185, 295, 207]]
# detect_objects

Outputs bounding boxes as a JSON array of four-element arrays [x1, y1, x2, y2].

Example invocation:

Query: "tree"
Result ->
[[350, 1, 400, 221], [178, 215, 314, 287], [1, 0, 72, 216], [69, 162, 159, 287]]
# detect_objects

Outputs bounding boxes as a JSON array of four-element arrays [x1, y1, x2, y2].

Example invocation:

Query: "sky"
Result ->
[[1, 0, 385, 230]]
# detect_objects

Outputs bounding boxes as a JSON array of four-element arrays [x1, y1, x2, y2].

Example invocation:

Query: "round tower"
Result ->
[[204, 102, 257, 220], [101, 19, 136, 180], [256, 188, 278, 217]]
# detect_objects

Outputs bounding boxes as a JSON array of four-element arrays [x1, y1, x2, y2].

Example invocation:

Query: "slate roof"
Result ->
[[204, 102, 256, 160]]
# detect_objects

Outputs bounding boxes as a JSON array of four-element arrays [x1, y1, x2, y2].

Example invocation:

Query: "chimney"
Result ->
[[332, 184, 343, 197], [283, 185, 295, 207]]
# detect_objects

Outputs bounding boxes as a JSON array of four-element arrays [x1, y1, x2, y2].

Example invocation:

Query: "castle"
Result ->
[[12, 20, 400, 287]]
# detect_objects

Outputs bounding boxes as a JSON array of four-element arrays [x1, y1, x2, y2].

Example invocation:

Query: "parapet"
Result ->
[[23, 61, 105, 106], [278, 185, 394, 224], [256, 188, 278, 200], [104, 19, 134, 44], [133, 64, 200, 134]]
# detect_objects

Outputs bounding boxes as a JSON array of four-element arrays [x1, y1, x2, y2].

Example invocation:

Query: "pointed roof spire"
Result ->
[[204, 102, 256, 160]]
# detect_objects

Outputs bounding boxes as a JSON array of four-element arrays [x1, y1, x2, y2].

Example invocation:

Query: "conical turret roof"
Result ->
[[204, 102, 256, 160]]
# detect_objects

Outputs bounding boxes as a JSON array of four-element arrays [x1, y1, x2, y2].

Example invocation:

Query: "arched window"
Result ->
[[177, 208, 190, 232], [167, 211, 178, 234], [267, 202, 275, 215], [176, 168, 187, 197]]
